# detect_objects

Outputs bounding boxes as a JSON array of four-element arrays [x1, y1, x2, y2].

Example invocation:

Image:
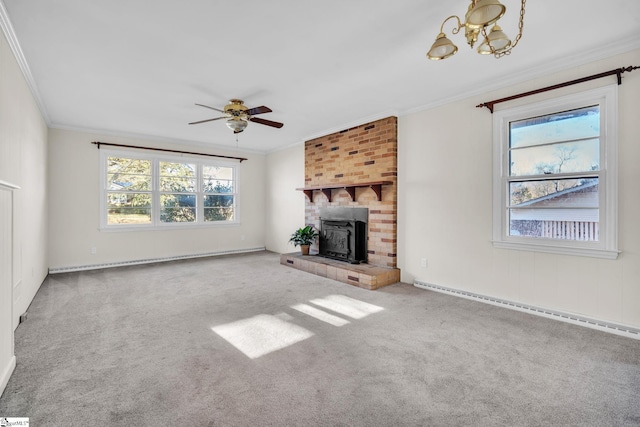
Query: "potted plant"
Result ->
[[289, 225, 319, 255]]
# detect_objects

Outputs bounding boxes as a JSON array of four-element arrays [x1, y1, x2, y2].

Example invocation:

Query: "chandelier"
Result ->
[[427, 0, 526, 60]]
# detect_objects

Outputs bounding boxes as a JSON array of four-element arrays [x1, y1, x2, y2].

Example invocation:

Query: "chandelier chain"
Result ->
[[490, 0, 526, 58]]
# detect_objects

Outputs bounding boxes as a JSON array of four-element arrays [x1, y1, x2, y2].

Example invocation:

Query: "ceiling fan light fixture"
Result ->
[[190, 99, 283, 133], [226, 118, 248, 133]]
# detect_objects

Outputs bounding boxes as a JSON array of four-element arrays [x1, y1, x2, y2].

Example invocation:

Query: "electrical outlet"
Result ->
[[241, 235, 246, 241], [420, 258, 428, 268], [91, 247, 97, 254]]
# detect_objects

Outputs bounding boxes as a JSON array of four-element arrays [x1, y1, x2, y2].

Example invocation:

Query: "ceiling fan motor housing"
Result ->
[[225, 99, 248, 117]]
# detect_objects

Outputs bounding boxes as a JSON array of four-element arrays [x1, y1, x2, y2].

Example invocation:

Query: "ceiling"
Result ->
[[2, 1, 640, 153]]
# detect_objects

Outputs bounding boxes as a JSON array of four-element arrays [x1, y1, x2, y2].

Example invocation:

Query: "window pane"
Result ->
[[160, 177, 196, 192], [160, 194, 196, 222], [203, 179, 234, 193], [203, 166, 234, 193], [509, 217, 599, 241], [160, 162, 196, 192], [204, 194, 234, 221], [510, 139, 599, 176], [204, 207, 235, 221], [510, 106, 599, 149], [203, 166, 233, 180], [509, 179, 599, 241], [107, 193, 151, 224], [509, 178, 598, 206], [107, 157, 151, 190], [107, 157, 151, 175]]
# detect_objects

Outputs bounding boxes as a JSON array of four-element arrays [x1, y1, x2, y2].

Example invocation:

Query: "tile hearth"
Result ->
[[280, 253, 400, 290]]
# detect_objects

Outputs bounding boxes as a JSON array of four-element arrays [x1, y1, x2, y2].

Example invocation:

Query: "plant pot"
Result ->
[[300, 245, 310, 255]]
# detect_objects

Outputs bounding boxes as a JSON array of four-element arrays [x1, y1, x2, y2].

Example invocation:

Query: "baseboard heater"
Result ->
[[414, 280, 640, 340], [49, 247, 266, 274]]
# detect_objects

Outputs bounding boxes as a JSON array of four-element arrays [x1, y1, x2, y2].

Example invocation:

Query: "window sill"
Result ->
[[492, 240, 620, 260], [100, 221, 240, 232]]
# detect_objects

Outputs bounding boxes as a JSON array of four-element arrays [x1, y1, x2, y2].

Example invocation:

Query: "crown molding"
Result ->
[[0, 1, 50, 124], [49, 123, 266, 157], [401, 36, 640, 117]]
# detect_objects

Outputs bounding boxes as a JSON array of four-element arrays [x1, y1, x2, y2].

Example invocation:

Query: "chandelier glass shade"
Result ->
[[465, 0, 505, 27], [428, 33, 458, 60], [477, 25, 511, 54], [427, 0, 525, 60]]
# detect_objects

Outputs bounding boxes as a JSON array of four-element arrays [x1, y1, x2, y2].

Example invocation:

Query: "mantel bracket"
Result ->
[[297, 181, 393, 203]]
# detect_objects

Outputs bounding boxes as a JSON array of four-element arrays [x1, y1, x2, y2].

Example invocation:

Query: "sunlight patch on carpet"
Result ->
[[291, 303, 350, 326], [212, 314, 314, 359], [308, 295, 384, 319]]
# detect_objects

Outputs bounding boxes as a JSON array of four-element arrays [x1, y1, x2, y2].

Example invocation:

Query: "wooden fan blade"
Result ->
[[195, 103, 225, 113], [246, 105, 272, 116], [249, 117, 284, 128], [188, 116, 226, 125]]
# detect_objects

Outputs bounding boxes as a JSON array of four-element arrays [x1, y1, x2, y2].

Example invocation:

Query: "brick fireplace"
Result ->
[[280, 116, 400, 290]]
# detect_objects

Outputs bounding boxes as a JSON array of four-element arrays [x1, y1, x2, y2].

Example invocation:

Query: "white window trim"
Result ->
[[492, 84, 619, 259], [99, 149, 240, 231]]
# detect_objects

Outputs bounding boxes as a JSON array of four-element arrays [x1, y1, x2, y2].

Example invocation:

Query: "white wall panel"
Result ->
[[0, 186, 16, 397], [264, 144, 305, 254], [47, 129, 267, 269], [0, 28, 48, 329], [398, 49, 640, 329]]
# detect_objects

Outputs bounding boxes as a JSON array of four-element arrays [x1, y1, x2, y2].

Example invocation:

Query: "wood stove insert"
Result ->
[[319, 207, 367, 264]]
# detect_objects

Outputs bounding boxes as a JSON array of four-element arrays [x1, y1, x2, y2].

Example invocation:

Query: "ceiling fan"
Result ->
[[189, 99, 284, 134]]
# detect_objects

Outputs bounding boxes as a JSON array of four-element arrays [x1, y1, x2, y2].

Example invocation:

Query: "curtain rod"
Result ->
[[91, 141, 248, 162], [477, 65, 639, 113]]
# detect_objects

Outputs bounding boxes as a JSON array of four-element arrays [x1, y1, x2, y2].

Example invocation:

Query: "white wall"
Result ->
[[0, 29, 49, 327], [264, 143, 305, 254], [0, 27, 48, 394], [398, 49, 640, 329], [48, 128, 266, 269], [0, 186, 15, 396]]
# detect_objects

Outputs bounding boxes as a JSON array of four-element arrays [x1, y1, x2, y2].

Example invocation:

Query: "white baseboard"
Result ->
[[0, 355, 16, 398], [414, 280, 640, 340], [48, 247, 266, 274]]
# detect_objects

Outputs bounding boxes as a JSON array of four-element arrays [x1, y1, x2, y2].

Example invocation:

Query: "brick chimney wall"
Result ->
[[303, 116, 397, 268]]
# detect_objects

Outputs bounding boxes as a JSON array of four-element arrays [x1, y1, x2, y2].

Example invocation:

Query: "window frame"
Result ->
[[100, 149, 239, 231], [492, 84, 619, 259]]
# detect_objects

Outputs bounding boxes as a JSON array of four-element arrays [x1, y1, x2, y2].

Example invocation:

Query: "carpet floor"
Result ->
[[1, 251, 639, 426]]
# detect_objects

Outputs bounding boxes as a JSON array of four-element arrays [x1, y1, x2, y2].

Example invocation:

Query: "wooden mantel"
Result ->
[[296, 181, 393, 203]]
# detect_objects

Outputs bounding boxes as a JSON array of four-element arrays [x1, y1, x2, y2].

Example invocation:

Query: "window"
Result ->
[[492, 85, 618, 259], [101, 150, 238, 229], [106, 156, 152, 225], [159, 161, 197, 223], [203, 165, 235, 222]]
